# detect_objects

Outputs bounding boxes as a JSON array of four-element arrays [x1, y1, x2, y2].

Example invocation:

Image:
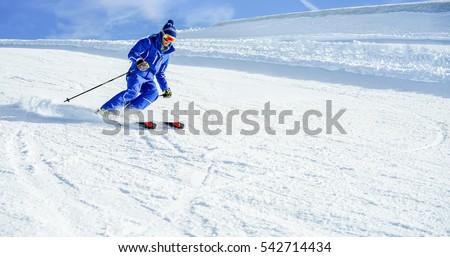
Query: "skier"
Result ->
[[97, 19, 177, 116]]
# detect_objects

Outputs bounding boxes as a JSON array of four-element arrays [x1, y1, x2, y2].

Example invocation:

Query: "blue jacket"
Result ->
[[128, 32, 175, 91]]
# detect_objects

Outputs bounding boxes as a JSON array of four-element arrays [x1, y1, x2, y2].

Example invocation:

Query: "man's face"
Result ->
[[162, 32, 175, 48], [162, 37, 171, 47]]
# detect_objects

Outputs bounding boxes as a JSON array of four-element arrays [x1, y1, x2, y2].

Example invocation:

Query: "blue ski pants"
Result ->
[[101, 73, 159, 111]]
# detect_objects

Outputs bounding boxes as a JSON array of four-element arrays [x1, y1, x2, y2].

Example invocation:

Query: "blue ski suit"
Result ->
[[101, 32, 175, 111]]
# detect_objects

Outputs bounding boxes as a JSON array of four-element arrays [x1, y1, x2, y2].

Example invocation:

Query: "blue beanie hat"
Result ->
[[162, 19, 177, 38]]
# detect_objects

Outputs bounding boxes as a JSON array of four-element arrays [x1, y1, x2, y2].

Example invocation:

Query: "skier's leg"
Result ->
[[100, 74, 144, 111], [126, 80, 159, 110]]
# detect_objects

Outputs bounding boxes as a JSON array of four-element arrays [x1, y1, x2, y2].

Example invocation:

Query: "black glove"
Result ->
[[162, 89, 172, 98], [136, 58, 149, 71]]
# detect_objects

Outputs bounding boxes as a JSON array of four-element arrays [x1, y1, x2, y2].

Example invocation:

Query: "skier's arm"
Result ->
[[128, 37, 151, 63]]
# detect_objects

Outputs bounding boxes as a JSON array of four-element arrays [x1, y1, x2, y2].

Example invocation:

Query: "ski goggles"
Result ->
[[163, 33, 176, 43]]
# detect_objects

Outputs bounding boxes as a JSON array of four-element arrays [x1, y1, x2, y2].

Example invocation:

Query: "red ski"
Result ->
[[137, 121, 184, 130]]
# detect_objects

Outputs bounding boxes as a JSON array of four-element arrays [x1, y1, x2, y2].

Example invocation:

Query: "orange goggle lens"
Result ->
[[163, 34, 176, 43]]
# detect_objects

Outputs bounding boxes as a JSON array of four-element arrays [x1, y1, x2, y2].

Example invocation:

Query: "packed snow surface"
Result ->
[[0, 2, 449, 236]]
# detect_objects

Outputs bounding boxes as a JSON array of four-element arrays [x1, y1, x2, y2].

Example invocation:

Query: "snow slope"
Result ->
[[0, 2, 449, 236]]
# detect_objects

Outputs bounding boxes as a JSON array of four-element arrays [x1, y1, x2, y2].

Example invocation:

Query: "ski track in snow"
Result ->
[[1, 3, 450, 236]]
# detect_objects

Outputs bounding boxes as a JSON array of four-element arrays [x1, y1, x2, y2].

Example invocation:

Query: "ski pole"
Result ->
[[64, 70, 134, 103]]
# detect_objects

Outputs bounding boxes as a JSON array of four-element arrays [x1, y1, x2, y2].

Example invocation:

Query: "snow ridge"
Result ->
[[1, 2, 448, 83], [216, 1, 450, 26]]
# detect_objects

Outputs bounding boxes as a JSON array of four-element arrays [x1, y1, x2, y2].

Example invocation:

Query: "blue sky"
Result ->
[[0, 0, 432, 39]]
